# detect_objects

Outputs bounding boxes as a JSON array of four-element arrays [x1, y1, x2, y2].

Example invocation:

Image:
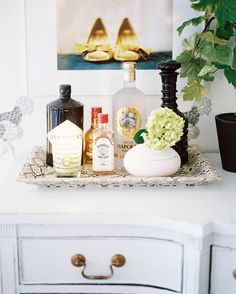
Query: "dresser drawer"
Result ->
[[19, 236, 183, 292], [210, 245, 236, 294]]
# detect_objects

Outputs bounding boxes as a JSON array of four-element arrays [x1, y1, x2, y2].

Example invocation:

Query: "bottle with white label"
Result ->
[[92, 113, 114, 174], [113, 62, 147, 167]]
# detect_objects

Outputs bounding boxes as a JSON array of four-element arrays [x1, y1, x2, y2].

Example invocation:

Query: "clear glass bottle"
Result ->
[[84, 106, 102, 164], [113, 62, 146, 167], [92, 113, 114, 174]]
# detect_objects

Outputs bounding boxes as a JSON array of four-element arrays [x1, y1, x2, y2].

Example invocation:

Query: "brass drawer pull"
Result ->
[[71, 253, 126, 280]]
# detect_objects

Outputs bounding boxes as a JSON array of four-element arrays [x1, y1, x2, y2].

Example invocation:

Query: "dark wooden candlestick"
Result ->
[[157, 60, 188, 165]]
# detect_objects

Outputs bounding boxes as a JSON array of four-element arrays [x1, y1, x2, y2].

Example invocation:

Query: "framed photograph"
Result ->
[[57, 0, 172, 71], [25, 0, 195, 96]]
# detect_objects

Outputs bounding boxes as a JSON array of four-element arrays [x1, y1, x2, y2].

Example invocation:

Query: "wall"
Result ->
[[0, 0, 27, 110], [0, 0, 26, 180], [0, 0, 236, 160]]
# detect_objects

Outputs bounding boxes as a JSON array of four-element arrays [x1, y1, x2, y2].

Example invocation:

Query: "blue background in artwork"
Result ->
[[57, 52, 172, 70]]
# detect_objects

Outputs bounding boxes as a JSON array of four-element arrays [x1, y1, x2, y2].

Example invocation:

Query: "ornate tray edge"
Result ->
[[17, 145, 221, 188]]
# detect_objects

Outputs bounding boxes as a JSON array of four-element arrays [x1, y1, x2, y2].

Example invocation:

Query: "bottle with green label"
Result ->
[[113, 62, 147, 168]]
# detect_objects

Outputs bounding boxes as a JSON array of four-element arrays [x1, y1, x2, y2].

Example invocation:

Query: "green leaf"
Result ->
[[215, 45, 233, 65], [176, 51, 192, 63], [179, 57, 204, 81], [224, 68, 236, 87], [177, 16, 206, 35], [176, 51, 205, 81], [182, 80, 208, 101], [233, 47, 236, 70], [216, 23, 235, 40], [182, 33, 200, 50], [215, 0, 236, 28], [198, 64, 215, 76], [197, 38, 210, 50], [202, 73, 215, 81], [133, 129, 148, 144], [201, 31, 226, 45], [191, 0, 217, 11], [201, 45, 233, 65], [213, 62, 231, 69], [200, 45, 215, 61]]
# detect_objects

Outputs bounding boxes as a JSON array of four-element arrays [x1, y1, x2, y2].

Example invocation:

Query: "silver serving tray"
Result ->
[[18, 145, 220, 188]]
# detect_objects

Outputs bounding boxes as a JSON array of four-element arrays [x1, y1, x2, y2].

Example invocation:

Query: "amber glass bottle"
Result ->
[[46, 84, 84, 166], [84, 106, 102, 164]]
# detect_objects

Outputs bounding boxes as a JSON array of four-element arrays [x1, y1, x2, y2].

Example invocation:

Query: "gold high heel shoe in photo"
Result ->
[[75, 18, 113, 62], [114, 18, 151, 62]]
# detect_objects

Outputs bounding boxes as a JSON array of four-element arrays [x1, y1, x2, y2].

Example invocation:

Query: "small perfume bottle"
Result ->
[[46, 84, 84, 166], [84, 106, 102, 164], [92, 113, 114, 174]]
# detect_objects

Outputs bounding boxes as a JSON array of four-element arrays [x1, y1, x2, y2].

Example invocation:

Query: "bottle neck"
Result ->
[[160, 72, 178, 110], [98, 122, 108, 128], [91, 112, 102, 128], [91, 117, 98, 128], [123, 80, 136, 88], [60, 95, 71, 102]]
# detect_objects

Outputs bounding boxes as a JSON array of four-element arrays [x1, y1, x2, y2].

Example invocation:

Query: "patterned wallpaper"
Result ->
[[0, 97, 33, 159]]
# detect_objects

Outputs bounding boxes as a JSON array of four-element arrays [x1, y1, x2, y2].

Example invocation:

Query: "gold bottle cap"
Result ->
[[123, 62, 136, 81]]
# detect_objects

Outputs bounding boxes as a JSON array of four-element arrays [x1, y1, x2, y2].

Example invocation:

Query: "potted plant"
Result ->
[[176, 0, 236, 171]]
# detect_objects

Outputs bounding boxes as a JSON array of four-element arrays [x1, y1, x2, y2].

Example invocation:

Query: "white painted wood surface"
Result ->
[[19, 284, 177, 294], [210, 246, 236, 294], [0, 225, 19, 294], [19, 236, 183, 291]]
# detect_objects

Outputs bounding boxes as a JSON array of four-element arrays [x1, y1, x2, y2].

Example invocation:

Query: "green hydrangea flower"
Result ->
[[142, 108, 184, 151]]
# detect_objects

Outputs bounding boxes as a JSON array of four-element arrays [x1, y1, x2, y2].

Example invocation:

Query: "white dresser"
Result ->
[[0, 153, 236, 294]]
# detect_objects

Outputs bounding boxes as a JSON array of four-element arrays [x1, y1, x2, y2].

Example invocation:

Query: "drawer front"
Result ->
[[210, 246, 236, 294], [19, 236, 183, 292]]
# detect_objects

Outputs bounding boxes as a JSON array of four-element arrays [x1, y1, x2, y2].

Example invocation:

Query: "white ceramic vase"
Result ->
[[124, 144, 181, 177]]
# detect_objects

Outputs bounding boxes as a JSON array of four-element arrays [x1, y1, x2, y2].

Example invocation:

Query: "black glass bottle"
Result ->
[[157, 60, 188, 165], [46, 84, 84, 166]]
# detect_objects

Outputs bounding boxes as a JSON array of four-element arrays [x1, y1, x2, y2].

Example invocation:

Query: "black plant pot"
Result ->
[[215, 113, 236, 172]]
